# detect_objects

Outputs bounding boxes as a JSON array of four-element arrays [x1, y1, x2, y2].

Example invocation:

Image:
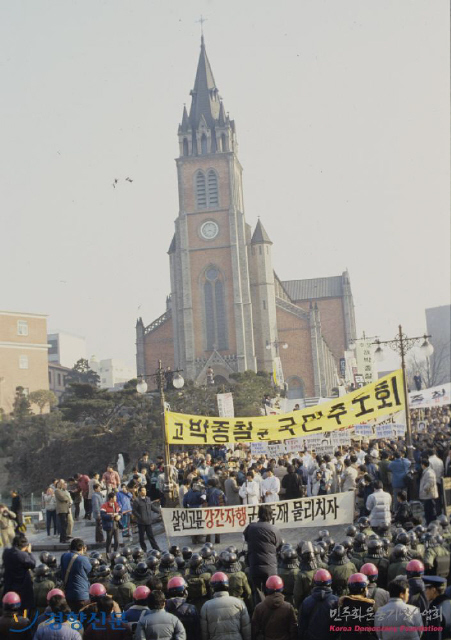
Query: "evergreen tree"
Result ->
[[12, 386, 32, 421]]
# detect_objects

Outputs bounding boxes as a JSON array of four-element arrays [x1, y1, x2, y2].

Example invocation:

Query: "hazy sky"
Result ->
[[2, 0, 449, 370]]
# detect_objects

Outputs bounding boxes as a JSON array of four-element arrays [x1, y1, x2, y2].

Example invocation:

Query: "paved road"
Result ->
[[28, 515, 349, 562]]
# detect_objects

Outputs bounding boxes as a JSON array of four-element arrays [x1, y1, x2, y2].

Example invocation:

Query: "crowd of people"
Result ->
[[0, 405, 450, 639], [1, 505, 451, 639]]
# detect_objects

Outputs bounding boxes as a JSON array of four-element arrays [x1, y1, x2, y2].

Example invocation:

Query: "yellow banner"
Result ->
[[166, 369, 405, 445]]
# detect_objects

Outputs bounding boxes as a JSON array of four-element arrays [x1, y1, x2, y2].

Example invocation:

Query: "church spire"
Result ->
[[189, 36, 220, 129], [178, 37, 237, 157], [251, 219, 273, 245]]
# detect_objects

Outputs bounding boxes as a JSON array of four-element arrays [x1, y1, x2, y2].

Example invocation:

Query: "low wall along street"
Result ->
[[161, 491, 355, 537], [165, 370, 405, 445]]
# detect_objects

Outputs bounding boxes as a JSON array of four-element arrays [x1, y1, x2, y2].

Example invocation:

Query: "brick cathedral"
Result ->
[[136, 37, 357, 399]]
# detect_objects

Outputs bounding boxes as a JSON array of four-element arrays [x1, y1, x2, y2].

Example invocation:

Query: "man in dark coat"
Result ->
[[132, 486, 161, 552], [281, 466, 304, 500], [298, 569, 338, 640], [243, 504, 282, 605], [251, 575, 297, 640], [10, 490, 23, 532], [423, 576, 451, 640], [2, 534, 35, 612]]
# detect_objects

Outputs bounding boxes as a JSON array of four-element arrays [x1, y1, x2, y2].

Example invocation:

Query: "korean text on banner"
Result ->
[[409, 383, 451, 409], [162, 491, 354, 537], [165, 370, 405, 445]]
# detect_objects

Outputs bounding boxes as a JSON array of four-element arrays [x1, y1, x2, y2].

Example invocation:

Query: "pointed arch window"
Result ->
[[196, 171, 207, 208], [207, 170, 219, 206], [183, 138, 189, 156], [204, 267, 228, 351], [201, 134, 208, 155]]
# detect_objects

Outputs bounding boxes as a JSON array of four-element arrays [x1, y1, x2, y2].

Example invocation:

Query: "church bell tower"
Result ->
[[169, 37, 257, 383]]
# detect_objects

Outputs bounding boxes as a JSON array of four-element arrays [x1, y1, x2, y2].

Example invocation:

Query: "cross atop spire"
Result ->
[[196, 15, 207, 40]]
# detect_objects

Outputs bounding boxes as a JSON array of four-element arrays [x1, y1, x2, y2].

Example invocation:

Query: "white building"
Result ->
[[89, 356, 136, 390], [47, 331, 86, 369]]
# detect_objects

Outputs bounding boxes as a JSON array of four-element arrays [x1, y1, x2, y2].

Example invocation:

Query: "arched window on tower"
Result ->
[[201, 134, 208, 155], [183, 138, 189, 156], [196, 171, 207, 208], [221, 133, 227, 152], [207, 170, 219, 207], [204, 266, 228, 351]]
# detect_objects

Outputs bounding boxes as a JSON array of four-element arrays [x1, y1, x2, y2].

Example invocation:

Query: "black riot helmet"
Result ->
[[134, 562, 149, 577], [200, 547, 213, 560], [35, 564, 50, 578], [396, 532, 410, 546], [160, 553, 175, 569], [146, 556, 160, 572], [189, 553, 203, 569], [132, 548, 145, 562], [393, 544, 408, 560], [112, 564, 127, 583], [182, 546, 193, 561], [345, 525, 357, 538]]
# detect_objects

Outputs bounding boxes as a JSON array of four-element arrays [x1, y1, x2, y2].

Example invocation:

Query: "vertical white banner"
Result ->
[[216, 392, 235, 417]]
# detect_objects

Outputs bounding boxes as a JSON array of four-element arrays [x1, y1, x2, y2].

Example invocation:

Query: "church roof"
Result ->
[[189, 36, 221, 129], [168, 234, 176, 254], [251, 220, 273, 245], [281, 275, 343, 300]]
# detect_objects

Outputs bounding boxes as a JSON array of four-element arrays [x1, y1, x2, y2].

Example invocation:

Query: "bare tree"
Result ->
[[407, 339, 451, 388]]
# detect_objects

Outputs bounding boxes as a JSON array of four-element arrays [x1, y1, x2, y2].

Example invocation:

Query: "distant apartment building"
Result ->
[[47, 331, 86, 369], [426, 305, 451, 384], [48, 362, 71, 402], [0, 310, 50, 415], [89, 357, 136, 390]]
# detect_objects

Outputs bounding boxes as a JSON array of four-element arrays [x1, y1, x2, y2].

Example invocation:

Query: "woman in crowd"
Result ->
[[43, 487, 58, 537]]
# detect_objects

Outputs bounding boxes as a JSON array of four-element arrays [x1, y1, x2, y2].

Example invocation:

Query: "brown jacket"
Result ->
[[55, 488, 72, 514], [251, 592, 297, 640]]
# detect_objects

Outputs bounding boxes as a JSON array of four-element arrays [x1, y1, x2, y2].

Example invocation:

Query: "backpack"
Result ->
[[208, 488, 225, 507], [187, 575, 207, 600]]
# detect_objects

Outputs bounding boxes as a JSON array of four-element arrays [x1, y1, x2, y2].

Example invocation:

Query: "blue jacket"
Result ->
[[136, 608, 186, 640], [116, 489, 132, 513], [60, 552, 91, 601], [207, 487, 227, 507], [183, 489, 204, 508], [388, 458, 411, 488], [34, 621, 82, 640], [2, 546, 36, 612], [91, 492, 103, 519], [298, 587, 338, 640]]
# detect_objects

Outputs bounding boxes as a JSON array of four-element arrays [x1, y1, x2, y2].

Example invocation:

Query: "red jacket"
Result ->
[[77, 474, 90, 498], [100, 501, 121, 515]]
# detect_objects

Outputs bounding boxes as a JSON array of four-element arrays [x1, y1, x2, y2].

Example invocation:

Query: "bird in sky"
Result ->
[[126, 177, 133, 182], [112, 178, 119, 188]]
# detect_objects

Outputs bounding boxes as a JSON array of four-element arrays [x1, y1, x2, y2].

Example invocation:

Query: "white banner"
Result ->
[[354, 424, 373, 436], [285, 437, 304, 453], [217, 392, 235, 418], [162, 491, 355, 537], [409, 383, 451, 409], [250, 442, 270, 456], [273, 356, 285, 388]]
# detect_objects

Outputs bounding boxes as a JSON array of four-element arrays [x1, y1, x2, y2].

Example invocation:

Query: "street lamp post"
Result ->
[[266, 340, 288, 355], [372, 326, 433, 462], [136, 360, 184, 507]]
